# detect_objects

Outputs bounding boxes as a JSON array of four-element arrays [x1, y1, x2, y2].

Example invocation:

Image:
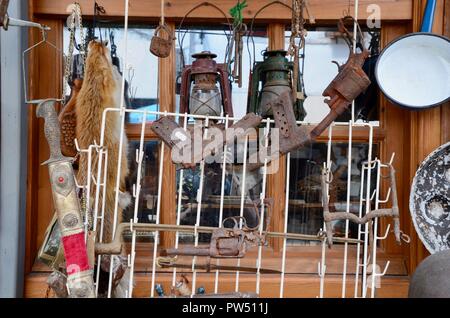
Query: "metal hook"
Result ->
[[370, 189, 377, 201], [374, 261, 390, 277], [376, 224, 391, 240], [379, 188, 392, 203], [318, 262, 326, 277], [400, 231, 411, 244], [132, 184, 137, 198]]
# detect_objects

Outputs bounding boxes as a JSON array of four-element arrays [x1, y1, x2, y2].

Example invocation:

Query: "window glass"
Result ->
[[175, 27, 269, 118], [123, 140, 161, 242], [63, 26, 159, 123], [287, 142, 378, 245], [284, 30, 380, 124], [174, 27, 269, 243]]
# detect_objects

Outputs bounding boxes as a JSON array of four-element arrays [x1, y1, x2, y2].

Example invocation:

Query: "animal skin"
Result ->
[[76, 41, 130, 243]]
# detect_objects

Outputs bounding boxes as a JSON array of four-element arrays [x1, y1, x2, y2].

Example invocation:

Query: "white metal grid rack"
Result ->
[[73, 0, 404, 299], [75, 108, 400, 298]]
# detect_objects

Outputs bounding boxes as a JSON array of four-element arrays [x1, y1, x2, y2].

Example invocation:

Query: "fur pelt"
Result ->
[[76, 41, 130, 243]]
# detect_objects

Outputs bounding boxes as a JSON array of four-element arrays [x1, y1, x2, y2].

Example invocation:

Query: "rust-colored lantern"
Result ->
[[180, 51, 233, 117]]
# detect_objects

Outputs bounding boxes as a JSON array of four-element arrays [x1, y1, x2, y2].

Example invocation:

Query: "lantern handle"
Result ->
[[177, 2, 233, 68], [247, 1, 294, 69], [179, 66, 193, 114]]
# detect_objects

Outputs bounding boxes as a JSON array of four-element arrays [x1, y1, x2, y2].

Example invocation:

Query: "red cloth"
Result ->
[[62, 233, 91, 275]]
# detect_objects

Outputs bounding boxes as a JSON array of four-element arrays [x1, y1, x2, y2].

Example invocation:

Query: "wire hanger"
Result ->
[[22, 28, 64, 105]]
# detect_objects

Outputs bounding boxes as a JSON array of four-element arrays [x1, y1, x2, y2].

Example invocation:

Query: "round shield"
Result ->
[[376, 33, 450, 110], [410, 142, 450, 254]]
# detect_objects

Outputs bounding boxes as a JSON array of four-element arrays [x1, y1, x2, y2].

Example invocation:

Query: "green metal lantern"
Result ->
[[247, 50, 306, 120]]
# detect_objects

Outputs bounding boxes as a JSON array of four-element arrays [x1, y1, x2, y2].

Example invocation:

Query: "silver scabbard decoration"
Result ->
[[37, 99, 95, 298]]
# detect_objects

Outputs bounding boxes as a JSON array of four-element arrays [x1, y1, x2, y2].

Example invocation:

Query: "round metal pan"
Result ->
[[375, 33, 450, 110]]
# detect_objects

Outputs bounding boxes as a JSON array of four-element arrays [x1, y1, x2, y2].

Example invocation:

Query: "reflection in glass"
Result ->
[[63, 26, 160, 123], [287, 143, 378, 245], [123, 141, 161, 242], [284, 30, 380, 124], [176, 27, 269, 118]]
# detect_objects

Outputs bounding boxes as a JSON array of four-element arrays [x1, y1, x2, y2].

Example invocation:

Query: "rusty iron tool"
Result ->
[[150, 113, 262, 168], [321, 164, 402, 248], [310, 49, 371, 139], [157, 256, 282, 274], [160, 198, 272, 259]]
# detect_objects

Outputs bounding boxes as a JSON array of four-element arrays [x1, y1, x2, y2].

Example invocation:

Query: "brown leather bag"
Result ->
[[59, 79, 82, 157]]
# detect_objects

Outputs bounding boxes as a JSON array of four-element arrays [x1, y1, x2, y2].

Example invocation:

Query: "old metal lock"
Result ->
[[150, 24, 174, 58], [247, 50, 306, 121]]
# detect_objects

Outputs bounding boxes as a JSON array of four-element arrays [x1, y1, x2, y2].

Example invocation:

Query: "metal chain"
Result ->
[[63, 3, 85, 105], [288, 1, 307, 102]]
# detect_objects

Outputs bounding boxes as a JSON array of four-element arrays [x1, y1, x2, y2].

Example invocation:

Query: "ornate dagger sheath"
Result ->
[[37, 99, 95, 298]]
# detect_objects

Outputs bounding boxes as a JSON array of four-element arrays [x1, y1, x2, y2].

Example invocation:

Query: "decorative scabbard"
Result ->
[[36, 99, 95, 298]]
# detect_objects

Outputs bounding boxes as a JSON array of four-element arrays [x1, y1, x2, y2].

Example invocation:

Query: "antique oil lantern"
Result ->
[[180, 51, 233, 117], [247, 50, 306, 120]]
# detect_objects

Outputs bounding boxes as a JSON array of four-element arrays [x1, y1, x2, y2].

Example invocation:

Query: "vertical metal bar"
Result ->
[[107, 0, 130, 299], [319, 124, 334, 298], [370, 160, 381, 298], [341, 121, 353, 297], [235, 135, 249, 292], [279, 153, 291, 298], [354, 158, 366, 298], [255, 119, 271, 294], [191, 117, 210, 297], [172, 114, 189, 287], [128, 113, 147, 298], [361, 125, 374, 298], [150, 141, 165, 297], [95, 150, 108, 296], [84, 147, 92, 236], [214, 115, 230, 294]]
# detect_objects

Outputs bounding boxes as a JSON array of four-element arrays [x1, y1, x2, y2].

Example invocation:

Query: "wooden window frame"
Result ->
[[24, 0, 448, 297]]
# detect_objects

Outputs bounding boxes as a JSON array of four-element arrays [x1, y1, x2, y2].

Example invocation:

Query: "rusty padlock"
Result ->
[[150, 24, 174, 58]]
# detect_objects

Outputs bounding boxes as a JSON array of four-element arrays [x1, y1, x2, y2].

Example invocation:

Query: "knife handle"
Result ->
[[0, 0, 9, 28], [36, 99, 67, 164]]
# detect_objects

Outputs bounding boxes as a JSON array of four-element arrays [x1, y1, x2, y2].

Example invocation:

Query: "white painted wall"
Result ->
[[0, 0, 28, 298]]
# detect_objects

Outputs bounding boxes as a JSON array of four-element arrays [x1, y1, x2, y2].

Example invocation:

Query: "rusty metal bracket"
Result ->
[[321, 164, 401, 248], [310, 50, 370, 139], [150, 113, 262, 167], [160, 198, 272, 260]]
